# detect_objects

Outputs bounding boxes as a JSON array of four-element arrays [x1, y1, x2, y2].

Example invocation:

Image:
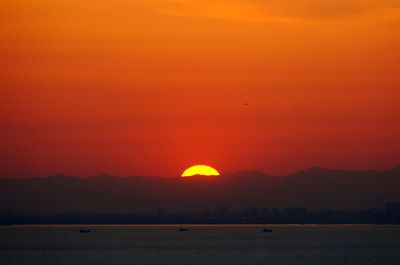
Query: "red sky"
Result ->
[[1, 0, 399, 177]]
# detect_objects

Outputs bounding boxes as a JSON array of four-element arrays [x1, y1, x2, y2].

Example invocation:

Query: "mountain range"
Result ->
[[1, 167, 399, 214]]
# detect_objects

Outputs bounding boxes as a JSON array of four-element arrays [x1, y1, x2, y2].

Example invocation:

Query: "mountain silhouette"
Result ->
[[0, 167, 399, 215]]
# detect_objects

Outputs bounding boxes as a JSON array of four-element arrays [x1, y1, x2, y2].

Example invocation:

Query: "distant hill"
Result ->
[[0, 167, 399, 214]]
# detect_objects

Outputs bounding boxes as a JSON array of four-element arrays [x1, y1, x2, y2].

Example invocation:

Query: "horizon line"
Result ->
[[1, 165, 399, 179]]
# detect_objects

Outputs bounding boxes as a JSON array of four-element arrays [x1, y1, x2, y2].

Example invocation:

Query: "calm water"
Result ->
[[0, 225, 399, 265]]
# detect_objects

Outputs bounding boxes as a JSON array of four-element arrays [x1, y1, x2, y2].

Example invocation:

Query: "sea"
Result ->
[[0, 225, 399, 265]]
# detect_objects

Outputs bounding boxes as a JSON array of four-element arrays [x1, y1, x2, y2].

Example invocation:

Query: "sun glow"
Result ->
[[181, 165, 220, 177]]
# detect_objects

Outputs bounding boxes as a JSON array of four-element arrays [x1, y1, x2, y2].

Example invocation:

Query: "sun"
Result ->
[[181, 165, 220, 177]]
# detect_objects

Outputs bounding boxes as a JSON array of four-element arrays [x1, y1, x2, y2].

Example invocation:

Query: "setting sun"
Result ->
[[181, 165, 220, 177]]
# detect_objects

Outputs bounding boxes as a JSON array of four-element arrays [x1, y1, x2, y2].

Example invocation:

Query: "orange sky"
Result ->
[[1, 0, 399, 177]]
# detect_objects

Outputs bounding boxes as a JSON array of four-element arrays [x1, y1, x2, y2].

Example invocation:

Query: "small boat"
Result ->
[[263, 228, 272, 233], [179, 227, 189, 232], [80, 229, 91, 233]]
